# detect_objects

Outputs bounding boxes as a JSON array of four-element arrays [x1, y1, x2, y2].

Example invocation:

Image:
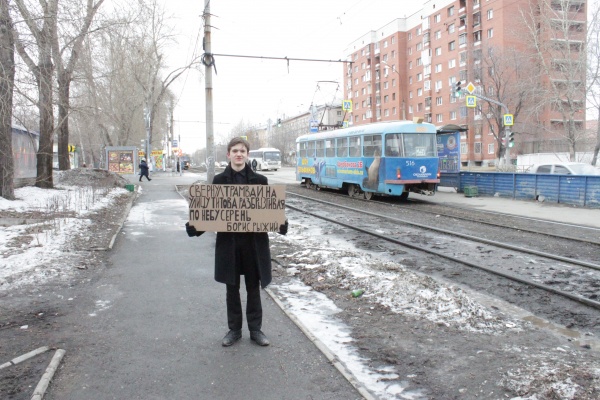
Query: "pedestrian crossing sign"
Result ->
[[466, 96, 476, 108], [503, 114, 514, 126], [342, 100, 352, 111]]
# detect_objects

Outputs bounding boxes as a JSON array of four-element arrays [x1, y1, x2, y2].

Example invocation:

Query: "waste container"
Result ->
[[464, 185, 478, 197], [125, 184, 135, 192]]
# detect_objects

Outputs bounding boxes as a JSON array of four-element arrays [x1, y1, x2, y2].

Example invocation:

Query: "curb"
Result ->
[[108, 186, 139, 250], [0, 346, 49, 370], [265, 287, 377, 400], [31, 349, 66, 400]]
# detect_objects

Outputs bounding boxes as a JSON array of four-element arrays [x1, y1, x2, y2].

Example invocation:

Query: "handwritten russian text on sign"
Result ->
[[188, 184, 286, 232]]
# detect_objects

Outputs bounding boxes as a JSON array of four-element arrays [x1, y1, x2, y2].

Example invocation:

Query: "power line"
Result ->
[[210, 53, 348, 64]]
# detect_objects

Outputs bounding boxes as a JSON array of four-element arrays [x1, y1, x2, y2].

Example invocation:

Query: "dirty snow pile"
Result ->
[[0, 182, 129, 290], [273, 221, 516, 334]]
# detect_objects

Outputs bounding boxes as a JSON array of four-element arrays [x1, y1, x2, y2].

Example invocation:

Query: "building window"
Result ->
[[409, 105, 413, 114], [391, 37, 395, 44], [474, 142, 482, 154], [436, 96, 443, 105], [391, 50, 395, 58], [434, 14, 441, 23], [417, 87, 423, 96], [409, 91, 413, 99], [488, 143, 494, 154], [448, 41, 456, 51], [417, 73, 422, 82], [448, 59, 456, 68], [408, 32, 412, 40], [435, 47, 442, 56], [417, 57, 422, 66], [409, 76, 413, 84], [487, 28, 493, 38], [448, 6, 454, 16], [383, 54, 388, 62], [384, 40, 388, 48], [474, 30, 482, 43], [416, 42, 422, 51], [417, 103, 423, 112], [435, 63, 442, 73], [416, 27, 422, 35], [437, 113, 443, 122], [487, 9, 493, 20], [450, 111, 457, 120], [408, 47, 413, 55], [409, 61, 413, 69], [435, 30, 441, 39], [461, 143, 468, 154], [384, 81, 388, 89], [448, 23, 455, 34]]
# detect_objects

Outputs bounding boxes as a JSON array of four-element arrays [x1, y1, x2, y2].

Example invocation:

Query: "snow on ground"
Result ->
[[0, 184, 128, 290]]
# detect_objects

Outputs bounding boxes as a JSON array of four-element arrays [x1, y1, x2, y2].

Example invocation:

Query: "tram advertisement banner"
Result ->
[[436, 132, 460, 173], [188, 184, 286, 232]]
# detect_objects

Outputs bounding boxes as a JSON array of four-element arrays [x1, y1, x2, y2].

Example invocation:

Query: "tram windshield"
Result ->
[[385, 133, 436, 157]]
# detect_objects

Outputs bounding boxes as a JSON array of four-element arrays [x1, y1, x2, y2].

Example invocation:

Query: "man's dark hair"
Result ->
[[228, 137, 250, 152]]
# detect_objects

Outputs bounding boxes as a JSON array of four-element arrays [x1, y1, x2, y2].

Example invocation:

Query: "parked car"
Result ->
[[528, 162, 600, 175], [219, 161, 228, 167]]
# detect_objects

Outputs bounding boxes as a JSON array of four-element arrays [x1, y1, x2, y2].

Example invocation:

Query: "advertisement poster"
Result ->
[[436, 133, 460, 173], [108, 150, 134, 173]]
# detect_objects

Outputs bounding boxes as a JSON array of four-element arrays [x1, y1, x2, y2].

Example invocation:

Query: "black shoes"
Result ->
[[250, 330, 270, 346], [222, 330, 242, 347], [148, 178, 152, 181]]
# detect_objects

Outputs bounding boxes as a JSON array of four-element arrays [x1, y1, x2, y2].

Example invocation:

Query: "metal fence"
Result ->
[[440, 172, 600, 208]]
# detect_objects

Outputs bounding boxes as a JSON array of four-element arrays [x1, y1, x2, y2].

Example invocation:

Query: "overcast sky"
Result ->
[[158, 0, 423, 152]]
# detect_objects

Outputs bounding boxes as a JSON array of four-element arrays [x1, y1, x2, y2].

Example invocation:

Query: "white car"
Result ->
[[529, 162, 600, 175]]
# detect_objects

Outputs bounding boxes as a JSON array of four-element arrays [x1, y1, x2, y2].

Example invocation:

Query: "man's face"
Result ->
[[227, 143, 248, 169]]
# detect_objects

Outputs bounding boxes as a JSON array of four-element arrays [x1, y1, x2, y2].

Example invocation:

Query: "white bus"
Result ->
[[248, 147, 281, 171]]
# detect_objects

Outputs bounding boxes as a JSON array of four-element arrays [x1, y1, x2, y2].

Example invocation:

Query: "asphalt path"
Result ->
[[46, 171, 360, 400]]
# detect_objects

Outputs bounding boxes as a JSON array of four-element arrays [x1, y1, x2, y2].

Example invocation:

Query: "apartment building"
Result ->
[[344, 0, 587, 167]]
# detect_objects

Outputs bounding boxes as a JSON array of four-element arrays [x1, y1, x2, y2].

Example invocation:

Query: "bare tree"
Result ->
[[475, 45, 540, 164], [52, 0, 104, 170], [0, 0, 15, 199], [14, 0, 57, 188], [520, 0, 588, 161]]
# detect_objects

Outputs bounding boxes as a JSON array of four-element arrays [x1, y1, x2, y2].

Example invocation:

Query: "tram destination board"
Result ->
[[188, 184, 286, 232]]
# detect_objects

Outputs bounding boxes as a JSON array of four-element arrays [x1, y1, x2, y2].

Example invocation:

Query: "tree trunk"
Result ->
[[0, 0, 15, 199], [35, 57, 54, 189], [57, 70, 71, 170], [593, 107, 600, 166]]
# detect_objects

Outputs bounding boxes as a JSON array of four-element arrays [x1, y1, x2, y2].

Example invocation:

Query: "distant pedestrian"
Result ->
[[185, 137, 288, 347], [139, 159, 151, 181]]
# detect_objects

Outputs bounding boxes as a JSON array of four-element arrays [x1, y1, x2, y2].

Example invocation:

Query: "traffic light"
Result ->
[[68, 144, 76, 152], [277, 118, 282, 127], [508, 132, 515, 148], [454, 81, 462, 97]]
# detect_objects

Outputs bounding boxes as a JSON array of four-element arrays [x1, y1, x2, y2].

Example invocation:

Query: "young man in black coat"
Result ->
[[186, 137, 287, 347]]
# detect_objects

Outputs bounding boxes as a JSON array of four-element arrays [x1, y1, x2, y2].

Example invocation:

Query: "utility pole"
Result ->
[[204, 0, 215, 183]]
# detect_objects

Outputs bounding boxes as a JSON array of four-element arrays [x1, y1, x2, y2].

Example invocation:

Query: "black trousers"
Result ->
[[226, 234, 262, 331], [226, 278, 262, 332]]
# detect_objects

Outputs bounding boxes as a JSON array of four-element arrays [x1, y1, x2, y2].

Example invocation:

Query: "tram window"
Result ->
[[349, 136, 361, 157], [363, 134, 382, 157], [337, 137, 349, 157], [403, 133, 436, 157], [307, 141, 316, 157], [316, 140, 325, 157], [299, 142, 307, 158], [385, 134, 403, 157], [325, 139, 335, 157]]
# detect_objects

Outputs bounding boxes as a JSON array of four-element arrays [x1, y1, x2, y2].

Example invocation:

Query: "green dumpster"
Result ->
[[464, 186, 478, 197], [125, 184, 135, 192]]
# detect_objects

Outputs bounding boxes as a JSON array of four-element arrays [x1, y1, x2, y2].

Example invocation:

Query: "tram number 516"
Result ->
[[405, 160, 415, 166]]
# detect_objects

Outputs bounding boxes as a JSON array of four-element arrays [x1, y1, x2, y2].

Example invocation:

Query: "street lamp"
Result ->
[[381, 61, 406, 120]]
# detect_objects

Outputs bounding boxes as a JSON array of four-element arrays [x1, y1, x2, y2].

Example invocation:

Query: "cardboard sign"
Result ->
[[188, 184, 286, 232]]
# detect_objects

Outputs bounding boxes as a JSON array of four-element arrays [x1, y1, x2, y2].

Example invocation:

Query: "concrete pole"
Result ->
[[204, 0, 215, 183]]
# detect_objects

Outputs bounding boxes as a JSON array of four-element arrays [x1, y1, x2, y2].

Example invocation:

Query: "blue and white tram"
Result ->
[[296, 120, 440, 200]]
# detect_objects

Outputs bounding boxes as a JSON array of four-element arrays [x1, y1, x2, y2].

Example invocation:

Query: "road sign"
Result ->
[[172, 139, 178, 148], [342, 100, 352, 112], [466, 96, 476, 108], [466, 82, 476, 94], [503, 114, 514, 126], [309, 120, 318, 133]]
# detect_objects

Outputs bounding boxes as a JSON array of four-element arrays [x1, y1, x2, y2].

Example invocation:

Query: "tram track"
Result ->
[[285, 191, 600, 312]]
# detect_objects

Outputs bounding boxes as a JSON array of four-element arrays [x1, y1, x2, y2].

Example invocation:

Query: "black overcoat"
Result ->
[[212, 163, 273, 288]]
